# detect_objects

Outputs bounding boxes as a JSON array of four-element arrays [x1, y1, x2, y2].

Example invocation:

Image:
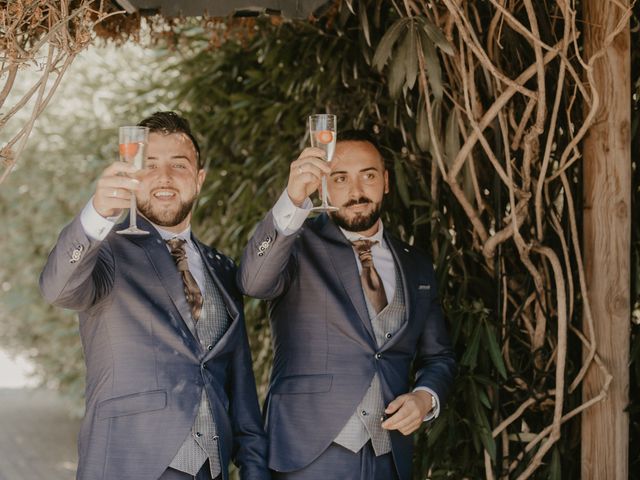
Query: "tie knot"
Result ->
[[166, 238, 189, 270], [351, 239, 378, 266]]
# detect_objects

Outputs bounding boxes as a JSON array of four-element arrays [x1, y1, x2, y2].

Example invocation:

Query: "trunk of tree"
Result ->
[[582, 1, 630, 479]]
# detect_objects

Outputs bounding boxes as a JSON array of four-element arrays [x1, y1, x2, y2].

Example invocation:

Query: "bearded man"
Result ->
[[238, 130, 457, 480], [40, 111, 269, 480]]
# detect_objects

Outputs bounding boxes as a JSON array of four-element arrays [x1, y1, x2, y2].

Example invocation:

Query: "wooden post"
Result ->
[[582, 0, 630, 478]]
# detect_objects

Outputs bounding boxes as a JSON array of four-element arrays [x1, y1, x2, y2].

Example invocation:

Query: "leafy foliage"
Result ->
[[0, 1, 637, 478], [0, 42, 177, 412]]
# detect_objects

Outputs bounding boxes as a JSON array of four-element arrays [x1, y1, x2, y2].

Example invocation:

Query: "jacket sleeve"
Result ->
[[39, 214, 114, 311], [229, 300, 271, 479], [237, 210, 299, 300], [412, 261, 457, 406]]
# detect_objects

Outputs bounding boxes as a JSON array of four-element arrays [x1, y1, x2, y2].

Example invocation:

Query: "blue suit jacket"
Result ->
[[238, 212, 456, 480], [40, 214, 269, 480]]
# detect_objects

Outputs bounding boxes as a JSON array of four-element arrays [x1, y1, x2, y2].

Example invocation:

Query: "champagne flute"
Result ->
[[116, 126, 149, 235], [309, 114, 339, 212]]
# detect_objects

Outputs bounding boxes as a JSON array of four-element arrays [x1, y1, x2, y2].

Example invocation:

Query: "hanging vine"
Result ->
[[366, 0, 632, 477]]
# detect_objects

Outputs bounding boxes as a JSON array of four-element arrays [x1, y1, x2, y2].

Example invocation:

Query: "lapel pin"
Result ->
[[69, 245, 84, 263]]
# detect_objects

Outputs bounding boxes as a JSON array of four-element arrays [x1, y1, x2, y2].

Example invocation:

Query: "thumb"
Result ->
[[385, 395, 407, 414]]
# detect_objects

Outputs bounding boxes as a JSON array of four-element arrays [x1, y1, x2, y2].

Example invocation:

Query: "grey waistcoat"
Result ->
[[334, 266, 406, 456], [169, 266, 230, 477]]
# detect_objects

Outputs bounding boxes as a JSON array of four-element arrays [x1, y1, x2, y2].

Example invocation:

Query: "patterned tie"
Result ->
[[351, 239, 388, 314], [166, 238, 203, 321]]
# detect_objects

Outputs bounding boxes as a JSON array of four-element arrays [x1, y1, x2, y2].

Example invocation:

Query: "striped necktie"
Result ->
[[351, 239, 387, 314], [166, 238, 203, 321]]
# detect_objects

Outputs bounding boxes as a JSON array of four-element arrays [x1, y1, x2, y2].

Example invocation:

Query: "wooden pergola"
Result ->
[[581, 1, 630, 478], [0, 1, 632, 478]]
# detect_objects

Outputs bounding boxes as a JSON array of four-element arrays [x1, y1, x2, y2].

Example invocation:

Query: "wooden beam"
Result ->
[[582, 0, 630, 478]]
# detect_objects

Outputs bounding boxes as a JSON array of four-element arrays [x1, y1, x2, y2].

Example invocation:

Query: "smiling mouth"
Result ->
[[152, 189, 178, 200]]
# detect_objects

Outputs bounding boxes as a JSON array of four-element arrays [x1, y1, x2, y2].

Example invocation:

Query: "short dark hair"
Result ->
[[138, 111, 202, 169], [338, 129, 385, 167]]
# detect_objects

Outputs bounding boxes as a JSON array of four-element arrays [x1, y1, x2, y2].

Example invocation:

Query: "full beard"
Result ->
[[330, 196, 382, 233], [137, 195, 196, 228]]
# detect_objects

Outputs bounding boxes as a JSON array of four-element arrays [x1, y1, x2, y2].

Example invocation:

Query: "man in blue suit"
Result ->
[[238, 130, 457, 480], [40, 112, 269, 480]]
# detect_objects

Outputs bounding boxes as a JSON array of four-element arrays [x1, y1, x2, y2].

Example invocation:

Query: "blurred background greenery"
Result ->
[[0, 1, 638, 479]]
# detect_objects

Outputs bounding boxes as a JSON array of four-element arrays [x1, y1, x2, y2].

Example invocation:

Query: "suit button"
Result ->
[[385, 332, 392, 339], [207, 345, 213, 351], [212, 435, 219, 441], [361, 410, 368, 416], [375, 353, 382, 359], [195, 432, 203, 438]]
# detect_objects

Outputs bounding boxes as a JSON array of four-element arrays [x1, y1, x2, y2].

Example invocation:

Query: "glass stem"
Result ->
[[321, 175, 329, 207], [129, 195, 137, 227]]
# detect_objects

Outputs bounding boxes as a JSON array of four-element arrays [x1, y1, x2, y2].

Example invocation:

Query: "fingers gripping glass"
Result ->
[[308, 114, 339, 213], [116, 126, 150, 235]]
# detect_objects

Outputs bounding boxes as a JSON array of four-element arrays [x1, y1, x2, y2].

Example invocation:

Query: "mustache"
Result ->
[[343, 197, 373, 208]]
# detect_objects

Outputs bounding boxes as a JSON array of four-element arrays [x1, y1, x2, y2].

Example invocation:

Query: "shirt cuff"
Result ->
[[413, 387, 441, 421], [272, 189, 312, 236], [80, 197, 117, 241]]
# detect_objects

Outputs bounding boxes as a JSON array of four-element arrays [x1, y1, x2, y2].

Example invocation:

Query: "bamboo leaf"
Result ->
[[394, 158, 411, 208], [419, 30, 444, 101], [461, 321, 481, 370], [469, 382, 496, 460], [483, 321, 507, 380], [463, 157, 475, 205], [404, 22, 418, 90], [417, 16, 454, 56], [372, 18, 410, 71], [344, 0, 356, 14], [388, 34, 409, 98], [358, 0, 371, 47], [550, 446, 561, 480], [478, 388, 492, 409], [445, 108, 459, 168], [416, 101, 430, 151]]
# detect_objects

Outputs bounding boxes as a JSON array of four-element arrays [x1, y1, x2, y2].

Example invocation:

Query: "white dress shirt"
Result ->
[[80, 198, 205, 291], [272, 190, 440, 419]]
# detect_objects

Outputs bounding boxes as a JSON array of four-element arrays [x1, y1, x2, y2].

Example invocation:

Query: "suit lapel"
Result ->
[[192, 237, 241, 361], [122, 216, 201, 353], [314, 215, 376, 343], [383, 233, 414, 347]]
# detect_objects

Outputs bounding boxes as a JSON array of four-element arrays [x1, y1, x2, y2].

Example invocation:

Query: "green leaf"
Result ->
[[469, 383, 496, 461], [478, 388, 492, 409], [404, 22, 418, 90], [388, 35, 408, 98], [417, 16, 454, 56], [416, 100, 431, 152], [483, 321, 507, 380], [550, 446, 561, 480], [372, 18, 410, 71], [358, 0, 371, 47], [394, 158, 411, 208], [445, 108, 459, 168], [419, 30, 444, 101], [461, 321, 481, 370]]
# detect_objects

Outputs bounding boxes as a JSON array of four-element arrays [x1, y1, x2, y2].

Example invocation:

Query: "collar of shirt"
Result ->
[[339, 221, 387, 248], [154, 224, 192, 244]]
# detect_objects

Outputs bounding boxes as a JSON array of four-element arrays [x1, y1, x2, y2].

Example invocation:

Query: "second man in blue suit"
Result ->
[[238, 130, 457, 480]]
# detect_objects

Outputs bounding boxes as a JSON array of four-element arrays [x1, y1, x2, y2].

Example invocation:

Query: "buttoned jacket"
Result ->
[[40, 215, 269, 480], [238, 212, 456, 480]]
